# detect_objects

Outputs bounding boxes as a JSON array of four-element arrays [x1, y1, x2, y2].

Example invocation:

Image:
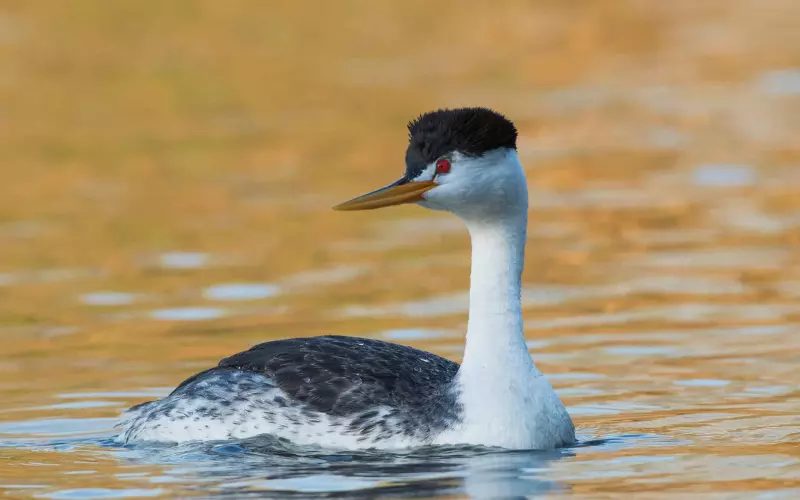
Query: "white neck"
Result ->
[[444, 209, 570, 449], [422, 148, 575, 448], [459, 212, 538, 381]]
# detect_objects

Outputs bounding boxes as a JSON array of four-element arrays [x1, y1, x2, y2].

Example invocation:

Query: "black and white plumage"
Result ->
[[120, 108, 576, 450], [121, 337, 461, 447]]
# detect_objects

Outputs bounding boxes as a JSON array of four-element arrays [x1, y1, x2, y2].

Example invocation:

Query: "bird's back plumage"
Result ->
[[120, 336, 462, 448]]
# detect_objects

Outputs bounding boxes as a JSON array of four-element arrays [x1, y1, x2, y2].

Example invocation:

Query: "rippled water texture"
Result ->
[[1, 1, 799, 498]]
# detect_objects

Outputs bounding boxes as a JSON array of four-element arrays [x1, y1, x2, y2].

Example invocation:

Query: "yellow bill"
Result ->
[[333, 179, 436, 211]]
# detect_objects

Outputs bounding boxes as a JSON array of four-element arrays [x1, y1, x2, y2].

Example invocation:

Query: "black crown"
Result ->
[[404, 108, 517, 180]]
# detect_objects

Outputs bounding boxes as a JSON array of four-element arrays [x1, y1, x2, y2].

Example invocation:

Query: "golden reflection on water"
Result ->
[[1, 0, 799, 497]]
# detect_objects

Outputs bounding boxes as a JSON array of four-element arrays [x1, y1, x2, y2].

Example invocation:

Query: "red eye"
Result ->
[[435, 158, 451, 174]]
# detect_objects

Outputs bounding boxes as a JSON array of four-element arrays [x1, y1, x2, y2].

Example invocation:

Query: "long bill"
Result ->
[[332, 177, 436, 211]]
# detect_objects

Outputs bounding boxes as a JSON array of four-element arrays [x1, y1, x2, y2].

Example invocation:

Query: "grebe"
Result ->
[[120, 108, 575, 450]]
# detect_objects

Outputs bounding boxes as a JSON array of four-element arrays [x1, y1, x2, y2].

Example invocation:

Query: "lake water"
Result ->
[[1, 1, 799, 498]]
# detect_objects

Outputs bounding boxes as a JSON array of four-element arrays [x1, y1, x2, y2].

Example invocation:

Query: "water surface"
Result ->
[[1, 1, 799, 498]]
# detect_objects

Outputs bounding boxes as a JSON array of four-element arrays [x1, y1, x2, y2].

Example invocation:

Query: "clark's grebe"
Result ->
[[120, 108, 576, 450]]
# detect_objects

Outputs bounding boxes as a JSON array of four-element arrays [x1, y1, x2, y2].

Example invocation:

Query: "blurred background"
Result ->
[[1, 0, 799, 497]]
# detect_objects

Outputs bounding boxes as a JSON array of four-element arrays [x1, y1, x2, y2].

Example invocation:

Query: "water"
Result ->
[[1, 1, 799, 498]]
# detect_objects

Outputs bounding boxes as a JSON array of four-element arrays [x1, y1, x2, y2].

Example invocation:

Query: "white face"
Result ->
[[414, 148, 529, 221]]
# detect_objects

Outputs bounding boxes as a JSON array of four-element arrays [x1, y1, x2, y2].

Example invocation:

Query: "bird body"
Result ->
[[121, 336, 461, 448]]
